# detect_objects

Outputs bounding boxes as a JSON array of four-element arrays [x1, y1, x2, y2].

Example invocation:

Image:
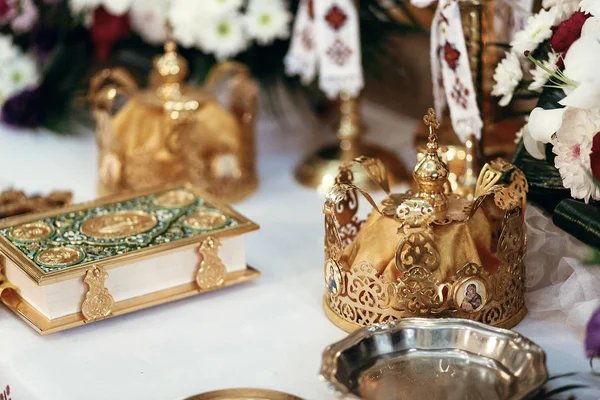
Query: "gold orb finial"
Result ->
[[412, 108, 449, 214], [154, 40, 188, 85], [152, 37, 190, 103]]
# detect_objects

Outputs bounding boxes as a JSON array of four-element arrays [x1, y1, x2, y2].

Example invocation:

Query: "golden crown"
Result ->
[[323, 109, 529, 332]]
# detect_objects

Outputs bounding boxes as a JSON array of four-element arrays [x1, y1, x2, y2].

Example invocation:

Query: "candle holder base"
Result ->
[[295, 143, 409, 194]]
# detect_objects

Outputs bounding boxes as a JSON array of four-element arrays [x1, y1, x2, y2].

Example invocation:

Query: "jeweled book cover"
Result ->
[[0, 184, 259, 334]]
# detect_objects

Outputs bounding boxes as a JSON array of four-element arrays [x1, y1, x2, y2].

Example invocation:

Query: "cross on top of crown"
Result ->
[[423, 108, 440, 130], [423, 108, 440, 151]]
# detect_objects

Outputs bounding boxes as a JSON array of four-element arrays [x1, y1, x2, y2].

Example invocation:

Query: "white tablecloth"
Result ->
[[0, 104, 597, 400]]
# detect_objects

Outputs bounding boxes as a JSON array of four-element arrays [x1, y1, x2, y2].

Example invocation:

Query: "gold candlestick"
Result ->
[[415, 0, 523, 198], [295, 92, 409, 193]]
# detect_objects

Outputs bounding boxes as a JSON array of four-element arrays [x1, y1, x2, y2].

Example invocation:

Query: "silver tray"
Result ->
[[321, 318, 548, 400]]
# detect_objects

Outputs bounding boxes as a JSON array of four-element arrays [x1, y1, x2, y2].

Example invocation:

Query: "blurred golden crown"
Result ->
[[323, 109, 528, 332], [89, 40, 259, 203]]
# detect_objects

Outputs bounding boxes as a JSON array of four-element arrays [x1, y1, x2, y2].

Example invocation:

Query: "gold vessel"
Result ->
[[323, 109, 528, 332], [90, 41, 259, 203], [185, 388, 303, 400], [295, 93, 409, 193]]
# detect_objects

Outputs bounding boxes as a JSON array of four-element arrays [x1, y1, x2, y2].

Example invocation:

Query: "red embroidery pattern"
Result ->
[[440, 13, 449, 25], [451, 77, 470, 108], [327, 39, 352, 66], [0, 385, 11, 400], [325, 5, 348, 30], [307, 0, 314, 20], [301, 27, 313, 50], [443, 41, 460, 71]]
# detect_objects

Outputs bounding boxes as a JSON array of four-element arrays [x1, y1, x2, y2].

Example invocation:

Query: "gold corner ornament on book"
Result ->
[[323, 109, 529, 332], [0, 184, 259, 335], [89, 40, 259, 203]]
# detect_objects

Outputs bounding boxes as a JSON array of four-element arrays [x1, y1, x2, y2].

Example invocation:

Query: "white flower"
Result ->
[[552, 108, 600, 202], [492, 52, 523, 107], [197, 12, 248, 59], [582, 16, 600, 36], [68, 0, 101, 13], [244, 0, 291, 45], [0, 45, 39, 106], [0, 36, 17, 62], [510, 8, 555, 56], [0, 58, 38, 107], [521, 123, 548, 160], [202, 0, 243, 17], [543, 0, 580, 23], [68, 0, 132, 16], [559, 32, 600, 110], [581, 0, 600, 17], [528, 107, 565, 143], [528, 51, 560, 91], [99, 0, 133, 15], [528, 28, 600, 139], [131, 0, 169, 44], [515, 123, 525, 144], [7, 54, 39, 90], [168, 0, 203, 47]]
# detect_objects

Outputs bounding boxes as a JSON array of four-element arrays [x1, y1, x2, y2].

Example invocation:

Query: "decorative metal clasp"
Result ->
[[0, 270, 17, 298], [0, 256, 17, 299], [196, 237, 226, 290], [81, 266, 114, 322]]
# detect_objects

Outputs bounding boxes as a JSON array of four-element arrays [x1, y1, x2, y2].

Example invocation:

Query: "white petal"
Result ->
[[100, 0, 132, 15], [563, 35, 600, 85], [522, 127, 547, 160], [528, 107, 565, 143], [581, 0, 600, 17], [498, 94, 512, 107], [559, 82, 600, 109], [582, 17, 600, 37]]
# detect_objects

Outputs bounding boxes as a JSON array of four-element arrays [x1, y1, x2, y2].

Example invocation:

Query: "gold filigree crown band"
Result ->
[[323, 134, 528, 331]]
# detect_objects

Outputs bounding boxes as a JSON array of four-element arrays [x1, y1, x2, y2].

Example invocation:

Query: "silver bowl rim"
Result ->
[[320, 318, 548, 400]]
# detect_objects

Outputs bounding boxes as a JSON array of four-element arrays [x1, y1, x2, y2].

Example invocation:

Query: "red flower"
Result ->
[[590, 132, 600, 182], [551, 11, 591, 54], [0, 0, 10, 18], [90, 6, 130, 60]]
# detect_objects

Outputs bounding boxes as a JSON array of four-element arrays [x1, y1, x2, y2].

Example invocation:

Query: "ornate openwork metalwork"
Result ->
[[323, 112, 529, 331]]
